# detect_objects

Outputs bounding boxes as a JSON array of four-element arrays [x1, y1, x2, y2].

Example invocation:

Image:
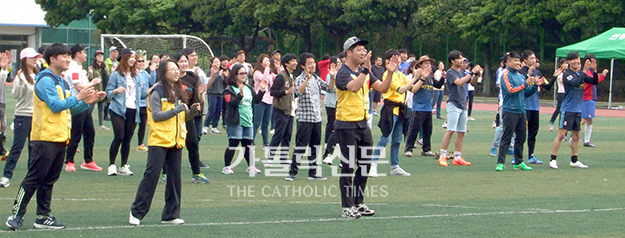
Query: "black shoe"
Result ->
[[198, 161, 210, 169], [34, 215, 65, 229], [6, 213, 23, 230]]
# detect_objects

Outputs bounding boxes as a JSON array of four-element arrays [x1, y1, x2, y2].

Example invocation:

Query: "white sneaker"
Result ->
[[322, 156, 333, 165], [161, 218, 185, 225], [405, 151, 412, 157], [210, 127, 221, 134], [118, 165, 134, 176], [369, 166, 379, 178], [270, 129, 275, 135], [246, 166, 261, 174], [390, 167, 411, 176], [202, 126, 209, 135], [549, 160, 558, 169], [129, 211, 140, 226], [221, 167, 234, 175], [107, 164, 118, 176], [0, 177, 9, 188], [442, 122, 447, 128], [570, 161, 589, 169], [492, 121, 497, 128]]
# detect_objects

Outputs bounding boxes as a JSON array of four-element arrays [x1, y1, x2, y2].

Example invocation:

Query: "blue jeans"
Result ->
[[3, 116, 32, 179], [432, 90, 444, 118], [205, 95, 223, 128], [253, 102, 272, 145], [373, 115, 403, 168]]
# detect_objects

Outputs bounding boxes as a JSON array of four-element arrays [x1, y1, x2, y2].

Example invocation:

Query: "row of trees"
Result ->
[[37, 0, 624, 96]]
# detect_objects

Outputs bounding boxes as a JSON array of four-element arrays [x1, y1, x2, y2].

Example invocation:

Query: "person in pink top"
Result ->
[[253, 54, 274, 147]]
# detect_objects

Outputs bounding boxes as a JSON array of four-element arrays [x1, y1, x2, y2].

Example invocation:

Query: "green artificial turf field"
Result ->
[[0, 86, 624, 237]]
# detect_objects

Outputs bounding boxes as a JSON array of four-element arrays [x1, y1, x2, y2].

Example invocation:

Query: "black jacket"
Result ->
[[378, 100, 408, 137], [223, 84, 265, 126]]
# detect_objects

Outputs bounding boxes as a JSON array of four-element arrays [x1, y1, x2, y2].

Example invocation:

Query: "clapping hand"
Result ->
[[363, 51, 372, 69], [602, 69, 609, 77], [386, 55, 400, 73], [260, 80, 268, 91], [328, 62, 339, 77]]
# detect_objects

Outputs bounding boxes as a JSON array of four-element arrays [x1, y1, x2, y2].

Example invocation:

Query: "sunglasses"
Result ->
[[238, 72, 248, 76], [137, 60, 145, 62]]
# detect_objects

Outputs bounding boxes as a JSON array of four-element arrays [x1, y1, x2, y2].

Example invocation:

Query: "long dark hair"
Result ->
[[92, 54, 105, 70], [19, 58, 38, 84], [116, 53, 137, 77], [227, 64, 245, 86], [156, 60, 188, 103]]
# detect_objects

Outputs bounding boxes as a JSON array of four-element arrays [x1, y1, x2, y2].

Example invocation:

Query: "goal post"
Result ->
[[100, 34, 215, 69]]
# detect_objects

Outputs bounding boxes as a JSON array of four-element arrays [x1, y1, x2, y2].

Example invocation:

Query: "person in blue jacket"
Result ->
[[496, 52, 543, 171]]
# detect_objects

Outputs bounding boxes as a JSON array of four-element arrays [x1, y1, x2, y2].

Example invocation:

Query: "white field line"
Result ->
[[0, 207, 623, 233], [0, 197, 390, 205]]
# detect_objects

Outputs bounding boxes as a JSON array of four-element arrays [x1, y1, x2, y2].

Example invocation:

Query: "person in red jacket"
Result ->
[[580, 54, 608, 147]]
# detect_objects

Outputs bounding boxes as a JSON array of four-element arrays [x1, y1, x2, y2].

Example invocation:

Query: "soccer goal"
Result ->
[[100, 34, 215, 69]]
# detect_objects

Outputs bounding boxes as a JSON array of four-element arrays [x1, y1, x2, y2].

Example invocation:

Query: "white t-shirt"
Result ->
[[64, 60, 89, 95], [125, 74, 137, 109], [405, 75, 414, 109]]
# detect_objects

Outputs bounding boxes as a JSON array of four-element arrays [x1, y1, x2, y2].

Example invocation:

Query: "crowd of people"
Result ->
[[0, 35, 609, 229]]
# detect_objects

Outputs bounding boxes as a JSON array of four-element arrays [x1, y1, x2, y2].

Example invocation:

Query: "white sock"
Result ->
[[585, 124, 592, 143], [440, 149, 447, 157], [454, 151, 462, 160]]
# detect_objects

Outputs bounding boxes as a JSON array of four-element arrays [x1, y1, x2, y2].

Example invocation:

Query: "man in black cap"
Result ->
[[63, 44, 103, 173], [334, 36, 394, 218], [271, 50, 282, 73]]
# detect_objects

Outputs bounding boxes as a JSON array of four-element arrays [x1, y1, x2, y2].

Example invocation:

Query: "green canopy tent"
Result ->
[[555, 27, 625, 109]]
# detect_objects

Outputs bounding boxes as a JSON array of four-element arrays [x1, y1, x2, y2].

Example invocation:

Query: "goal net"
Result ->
[[100, 34, 215, 70]]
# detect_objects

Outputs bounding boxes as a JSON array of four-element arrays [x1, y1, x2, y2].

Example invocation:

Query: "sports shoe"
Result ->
[[452, 157, 471, 166], [492, 121, 497, 128], [562, 135, 568, 142], [355, 204, 375, 216], [285, 175, 295, 181], [421, 151, 437, 157], [161, 218, 185, 225], [210, 127, 221, 134], [34, 215, 65, 229], [118, 165, 134, 176], [510, 158, 516, 165], [198, 161, 210, 169], [495, 163, 504, 171], [570, 161, 589, 169], [308, 175, 327, 181], [65, 162, 76, 172], [270, 129, 275, 135], [246, 166, 261, 174], [76, 149, 80, 153], [489, 147, 497, 156], [468, 117, 475, 121], [322, 156, 333, 165], [99, 125, 110, 130], [6, 213, 23, 230], [192, 173, 210, 183], [438, 155, 449, 167], [222, 167, 234, 175], [527, 156, 544, 164], [404, 151, 412, 157], [202, 126, 209, 135], [136, 144, 148, 152], [513, 162, 532, 171], [583, 142, 596, 148], [342, 207, 361, 219], [369, 166, 379, 177], [416, 139, 423, 147], [129, 211, 140, 226], [442, 122, 447, 128], [0, 151, 8, 161], [390, 167, 411, 176], [548, 124, 554, 132], [0, 177, 9, 188], [107, 164, 118, 176], [161, 174, 167, 183], [80, 161, 103, 171], [549, 160, 558, 169]]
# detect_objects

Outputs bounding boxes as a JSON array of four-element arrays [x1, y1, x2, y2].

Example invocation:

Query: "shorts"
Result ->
[[370, 89, 381, 103], [446, 103, 467, 132], [226, 125, 254, 140], [559, 111, 581, 131], [582, 100, 596, 119]]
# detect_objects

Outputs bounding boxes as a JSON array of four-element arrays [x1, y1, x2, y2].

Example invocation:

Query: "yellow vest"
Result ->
[[147, 87, 186, 149], [382, 71, 408, 116], [336, 72, 370, 122], [30, 72, 72, 144]]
